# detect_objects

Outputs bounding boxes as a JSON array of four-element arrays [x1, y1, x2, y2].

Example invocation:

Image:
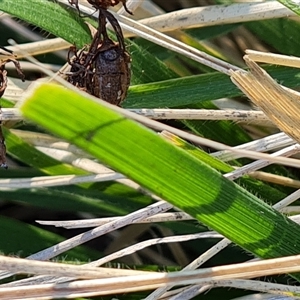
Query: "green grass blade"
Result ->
[[246, 18, 300, 56], [4, 128, 88, 175], [163, 132, 288, 204], [0, 215, 100, 259], [0, 186, 151, 215], [20, 83, 300, 277], [128, 42, 178, 85], [124, 65, 300, 108], [0, 0, 91, 47]]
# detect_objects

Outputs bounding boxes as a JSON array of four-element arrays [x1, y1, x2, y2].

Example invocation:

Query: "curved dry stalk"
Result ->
[[11, 129, 90, 156], [34, 206, 300, 228], [8, 133, 299, 191], [31, 145, 159, 194]]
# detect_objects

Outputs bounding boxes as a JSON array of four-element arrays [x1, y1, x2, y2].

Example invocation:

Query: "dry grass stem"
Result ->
[[86, 232, 223, 268], [250, 171, 300, 189], [37, 212, 194, 228], [213, 132, 295, 161], [225, 144, 300, 180], [0, 173, 124, 189], [0, 201, 172, 281], [246, 49, 300, 68], [131, 2, 294, 34], [3, 255, 300, 299], [0, 255, 149, 279], [130, 108, 269, 122], [6, 38, 70, 59]]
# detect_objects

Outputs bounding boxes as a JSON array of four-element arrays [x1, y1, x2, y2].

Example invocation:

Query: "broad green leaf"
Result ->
[[20, 83, 300, 281]]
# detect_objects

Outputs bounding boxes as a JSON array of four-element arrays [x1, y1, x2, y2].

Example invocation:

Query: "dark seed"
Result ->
[[91, 42, 131, 105], [67, 4, 131, 106]]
